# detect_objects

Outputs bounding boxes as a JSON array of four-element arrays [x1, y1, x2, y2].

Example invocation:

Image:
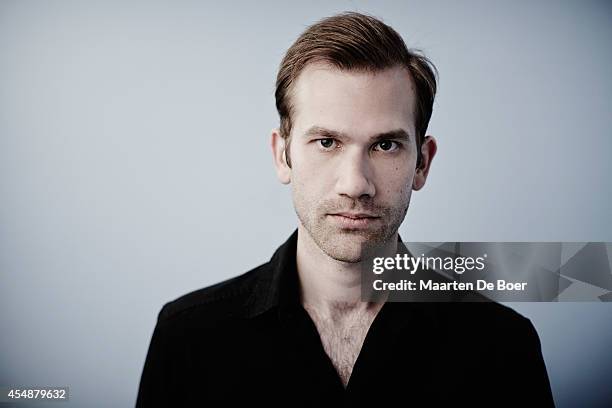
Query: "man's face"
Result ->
[[285, 63, 421, 262]]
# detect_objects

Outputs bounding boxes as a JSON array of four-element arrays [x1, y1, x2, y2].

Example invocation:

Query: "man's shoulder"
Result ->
[[464, 300, 531, 325], [155, 261, 271, 326], [152, 230, 296, 329], [435, 300, 537, 340]]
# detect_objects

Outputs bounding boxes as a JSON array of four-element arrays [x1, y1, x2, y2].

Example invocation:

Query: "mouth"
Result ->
[[327, 212, 381, 228]]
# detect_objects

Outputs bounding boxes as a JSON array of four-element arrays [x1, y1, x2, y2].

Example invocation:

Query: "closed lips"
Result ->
[[331, 213, 379, 219]]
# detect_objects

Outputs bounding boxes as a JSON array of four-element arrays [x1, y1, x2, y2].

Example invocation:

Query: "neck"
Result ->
[[296, 224, 396, 317]]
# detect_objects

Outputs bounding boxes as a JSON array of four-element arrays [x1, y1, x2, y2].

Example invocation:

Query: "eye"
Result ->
[[373, 140, 400, 152], [318, 138, 337, 150]]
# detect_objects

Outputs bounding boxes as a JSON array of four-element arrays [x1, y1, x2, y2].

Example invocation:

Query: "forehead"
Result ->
[[291, 62, 416, 138]]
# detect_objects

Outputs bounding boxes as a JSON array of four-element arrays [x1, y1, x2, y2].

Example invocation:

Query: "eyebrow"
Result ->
[[302, 125, 412, 144]]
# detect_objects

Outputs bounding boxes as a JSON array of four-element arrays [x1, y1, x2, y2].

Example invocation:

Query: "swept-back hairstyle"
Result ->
[[275, 11, 438, 167]]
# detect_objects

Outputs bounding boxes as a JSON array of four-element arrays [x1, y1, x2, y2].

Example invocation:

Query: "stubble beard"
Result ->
[[294, 192, 410, 263]]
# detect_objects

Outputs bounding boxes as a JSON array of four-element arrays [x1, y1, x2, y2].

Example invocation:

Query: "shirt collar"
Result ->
[[245, 229, 300, 319], [244, 229, 411, 320]]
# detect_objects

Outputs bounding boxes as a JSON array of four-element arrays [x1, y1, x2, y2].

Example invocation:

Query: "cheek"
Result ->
[[291, 165, 327, 206], [292, 153, 335, 193], [376, 165, 414, 198]]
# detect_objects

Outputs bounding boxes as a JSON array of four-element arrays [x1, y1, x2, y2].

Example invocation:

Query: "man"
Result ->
[[136, 12, 555, 407]]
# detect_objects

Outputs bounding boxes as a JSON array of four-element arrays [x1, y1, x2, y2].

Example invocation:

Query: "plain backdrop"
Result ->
[[1, 1, 611, 406]]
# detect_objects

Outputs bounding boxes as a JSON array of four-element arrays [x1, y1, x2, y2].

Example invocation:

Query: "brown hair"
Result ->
[[275, 11, 438, 168]]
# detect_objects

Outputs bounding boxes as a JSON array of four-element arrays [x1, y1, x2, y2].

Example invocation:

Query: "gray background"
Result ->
[[1, 0, 611, 406]]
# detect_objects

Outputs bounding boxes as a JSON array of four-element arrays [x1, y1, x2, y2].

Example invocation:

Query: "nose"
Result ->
[[334, 149, 376, 199]]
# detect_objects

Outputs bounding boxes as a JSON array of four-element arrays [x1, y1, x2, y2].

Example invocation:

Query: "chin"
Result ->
[[323, 247, 364, 263], [317, 231, 373, 263]]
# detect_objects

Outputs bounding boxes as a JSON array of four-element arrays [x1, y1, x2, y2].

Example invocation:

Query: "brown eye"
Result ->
[[319, 138, 335, 149], [380, 141, 392, 150], [374, 140, 399, 152]]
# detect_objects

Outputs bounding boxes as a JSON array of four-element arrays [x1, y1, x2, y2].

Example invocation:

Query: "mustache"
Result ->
[[319, 199, 390, 216]]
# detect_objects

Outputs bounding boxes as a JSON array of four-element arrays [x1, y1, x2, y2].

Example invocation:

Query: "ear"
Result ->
[[270, 128, 291, 184], [412, 135, 437, 191]]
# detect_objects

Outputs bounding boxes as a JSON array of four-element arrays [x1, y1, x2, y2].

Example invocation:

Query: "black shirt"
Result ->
[[136, 230, 555, 407]]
